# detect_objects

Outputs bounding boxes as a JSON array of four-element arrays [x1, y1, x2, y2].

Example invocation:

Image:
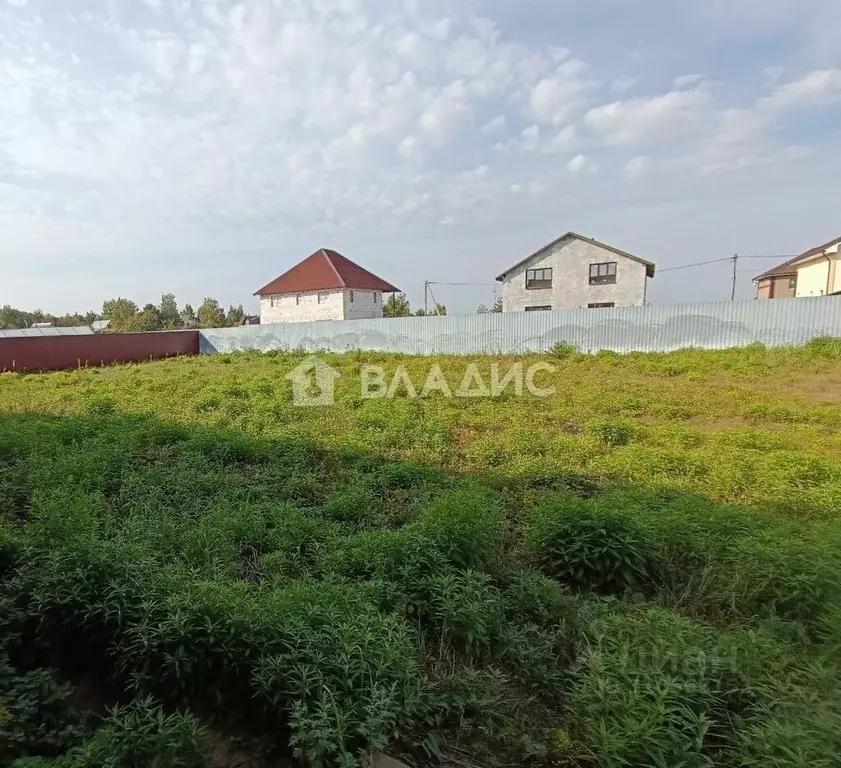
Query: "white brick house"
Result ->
[[254, 249, 400, 324], [495, 232, 656, 312]]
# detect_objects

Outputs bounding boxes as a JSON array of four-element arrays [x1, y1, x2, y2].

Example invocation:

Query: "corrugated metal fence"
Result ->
[[199, 296, 841, 356]]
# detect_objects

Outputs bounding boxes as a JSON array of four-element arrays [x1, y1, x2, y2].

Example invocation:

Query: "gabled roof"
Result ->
[[495, 231, 656, 281], [254, 249, 400, 296], [754, 236, 841, 282]]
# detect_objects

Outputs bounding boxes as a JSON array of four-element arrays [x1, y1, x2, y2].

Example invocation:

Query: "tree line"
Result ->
[[1, 295, 247, 332]]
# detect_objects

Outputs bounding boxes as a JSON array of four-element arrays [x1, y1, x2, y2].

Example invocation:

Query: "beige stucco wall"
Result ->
[[259, 289, 385, 324], [500, 238, 649, 312], [795, 259, 831, 297]]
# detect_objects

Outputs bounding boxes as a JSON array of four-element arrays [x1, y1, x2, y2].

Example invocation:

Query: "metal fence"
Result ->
[[199, 296, 841, 356]]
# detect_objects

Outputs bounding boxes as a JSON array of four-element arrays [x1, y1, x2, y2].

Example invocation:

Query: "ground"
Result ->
[[1, 341, 840, 767]]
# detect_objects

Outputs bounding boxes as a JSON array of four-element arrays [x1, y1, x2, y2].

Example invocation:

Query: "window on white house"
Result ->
[[349, 290, 354, 303], [374, 293, 378, 303], [525, 305, 552, 312], [269, 297, 276, 308], [296, 295, 300, 305], [588, 302, 615, 308], [589, 262, 617, 285], [525, 268, 553, 289], [318, 293, 328, 303]]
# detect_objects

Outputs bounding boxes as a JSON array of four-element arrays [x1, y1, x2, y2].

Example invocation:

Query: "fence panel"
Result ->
[[0, 331, 199, 372], [199, 297, 841, 356]]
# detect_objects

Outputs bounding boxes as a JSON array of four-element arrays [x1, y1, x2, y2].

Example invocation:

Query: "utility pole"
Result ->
[[730, 254, 738, 301], [423, 281, 430, 315]]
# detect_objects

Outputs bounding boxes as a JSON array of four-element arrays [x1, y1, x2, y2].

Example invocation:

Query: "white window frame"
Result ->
[[318, 292, 328, 304]]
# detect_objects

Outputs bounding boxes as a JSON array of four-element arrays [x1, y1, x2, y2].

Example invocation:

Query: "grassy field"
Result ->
[[2, 340, 841, 767]]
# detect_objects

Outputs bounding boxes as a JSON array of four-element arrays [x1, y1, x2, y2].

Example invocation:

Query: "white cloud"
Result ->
[[610, 76, 637, 94], [481, 115, 506, 135], [528, 59, 589, 125], [673, 74, 704, 89], [1, 0, 841, 313], [566, 154, 588, 174], [760, 69, 841, 111], [625, 156, 648, 179], [585, 87, 711, 146]]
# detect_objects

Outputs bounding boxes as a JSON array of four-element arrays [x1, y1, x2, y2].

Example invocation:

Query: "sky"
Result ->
[[1, 0, 840, 315]]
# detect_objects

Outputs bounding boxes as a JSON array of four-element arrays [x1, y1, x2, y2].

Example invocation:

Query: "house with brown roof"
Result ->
[[254, 249, 400, 324], [754, 236, 841, 299], [495, 232, 655, 312]]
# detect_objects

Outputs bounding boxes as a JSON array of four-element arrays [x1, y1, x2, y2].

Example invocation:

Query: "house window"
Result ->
[[526, 268, 553, 290], [589, 262, 617, 285], [373, 292, 378, 303], [296, 295, 300, 305], [525, 305, 552, 312], [588, 302, 615, 309], [318, 293, 328, 303], [349, 290, 354, 303], [789, 278, 797, 290], [269, 296, 277, 308]]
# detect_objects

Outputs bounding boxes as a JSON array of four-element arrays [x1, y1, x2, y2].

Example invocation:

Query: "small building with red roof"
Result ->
[[254, 249, 400, 324]]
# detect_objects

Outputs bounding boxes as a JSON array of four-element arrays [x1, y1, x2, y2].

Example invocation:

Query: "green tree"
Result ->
[[226, 305, 245, 326], [181, 304, 197, 328], [102, 298, 139, 333], [477, 304, 489, 314], [158, 294, 183, 330], [383, 293, 413, 318], [134, 304, 162, 332], [491, 297, 503, 313], [197, 298, 225, 328]]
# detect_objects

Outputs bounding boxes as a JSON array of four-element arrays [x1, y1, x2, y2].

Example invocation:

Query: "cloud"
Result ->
[[760, 69, 841, 111], [1, 0, 841, 313], [528, 58, 590, 125], [566, 154, 589, 174], [585, 87, 711, 146], [673, 74, 705, 89], [624, 156, 648, 179]]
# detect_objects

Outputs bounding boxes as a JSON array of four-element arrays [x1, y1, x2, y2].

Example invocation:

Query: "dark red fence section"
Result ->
[[0, 331, 200, 373]]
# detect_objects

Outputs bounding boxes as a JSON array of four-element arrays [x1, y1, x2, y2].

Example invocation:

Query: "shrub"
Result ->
[[527, 500, 659, 595], [588, 420, 636, 447], [71, 697, 210, 767], [546, 342, 577, 360], [410, 487, 503, 569], [804, 335, 841, 359], [429, 570, 504, 657], [0, 657, 91, 762]]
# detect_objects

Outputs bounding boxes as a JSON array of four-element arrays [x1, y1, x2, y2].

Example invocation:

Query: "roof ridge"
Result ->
[[321, 248, 346, 287]]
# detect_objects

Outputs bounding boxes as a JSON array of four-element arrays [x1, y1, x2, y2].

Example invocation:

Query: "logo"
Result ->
[[285, 356, 341, 406]]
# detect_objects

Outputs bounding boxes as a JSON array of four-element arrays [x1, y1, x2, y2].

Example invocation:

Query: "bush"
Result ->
[[546, 342, 577, 360], [0, 657, 91, 763], [71, 697, 210, 767], [527, 500, 659, 595], [588, 420, 636, 447], [429, 570, 504, 657]]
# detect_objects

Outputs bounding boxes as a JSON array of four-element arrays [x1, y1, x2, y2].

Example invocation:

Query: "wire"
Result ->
[[659, 254, 795, 273], [659, 258, 731, 273], [427, 281, 499, 286]]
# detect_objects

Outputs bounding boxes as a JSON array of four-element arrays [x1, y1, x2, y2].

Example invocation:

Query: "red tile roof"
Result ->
[[254, 249, 400, 296], [754, 236, 841, 281]]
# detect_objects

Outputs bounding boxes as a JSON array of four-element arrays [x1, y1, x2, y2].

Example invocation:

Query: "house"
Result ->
[[254, 248, 400, 324], [754, 236, 841, 299], [495, 232, 655, 312]]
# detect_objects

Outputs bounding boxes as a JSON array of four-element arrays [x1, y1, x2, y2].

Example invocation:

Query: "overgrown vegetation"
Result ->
[[1, 342, 841, 766]]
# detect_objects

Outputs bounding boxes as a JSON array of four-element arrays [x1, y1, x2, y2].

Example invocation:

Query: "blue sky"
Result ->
[[1, 0, 840, 315]]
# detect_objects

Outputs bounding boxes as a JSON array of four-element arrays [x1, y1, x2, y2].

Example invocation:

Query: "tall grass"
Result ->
[[1, 342, 841, 766]]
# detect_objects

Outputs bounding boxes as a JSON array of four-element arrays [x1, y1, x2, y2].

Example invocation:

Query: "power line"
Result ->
[[659, 258, 731, 273]]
